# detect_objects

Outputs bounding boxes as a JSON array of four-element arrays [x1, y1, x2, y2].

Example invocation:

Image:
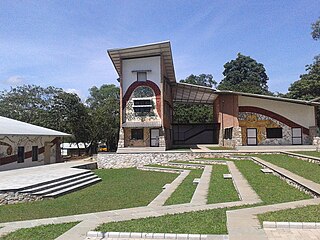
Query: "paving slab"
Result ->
[[148, 170, 191, 207], [190, 166, 212, 205]]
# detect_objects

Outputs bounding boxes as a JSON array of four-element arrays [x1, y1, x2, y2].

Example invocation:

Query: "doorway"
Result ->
[[247, 128, 257, 145], [150, 129, 160, 147], [292, 128, 302, 145]]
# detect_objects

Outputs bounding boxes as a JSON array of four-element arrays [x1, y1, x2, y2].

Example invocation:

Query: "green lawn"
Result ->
[[258, 204, 320, 223], [292, 151, 320, 158], [255, 154, 320, 184], [233, 160, 311, 204], [0, 168, 176, 223], [164, 169, 203, 205], [0, 222, 79, 240], [207, 164, 239, 204], [96, 208, 229, 234], [207, 147, 233, 150]]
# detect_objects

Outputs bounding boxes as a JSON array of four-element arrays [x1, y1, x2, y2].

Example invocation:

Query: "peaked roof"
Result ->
[[107, 41, 176, 83], [0, 116, 70, 136]]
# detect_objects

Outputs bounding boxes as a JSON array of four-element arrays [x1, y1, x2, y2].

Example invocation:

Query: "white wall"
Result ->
[[0, 135, 58, 171], [122, 56, 161, 95], [238, 96, 316, 128]]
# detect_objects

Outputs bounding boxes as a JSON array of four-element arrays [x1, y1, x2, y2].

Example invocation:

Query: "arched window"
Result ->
[[132, 86, 154, 98]]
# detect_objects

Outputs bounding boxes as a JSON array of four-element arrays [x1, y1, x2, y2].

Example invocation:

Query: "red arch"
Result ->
[[123, 80, 161, 117], [239, 106, 309, 135]]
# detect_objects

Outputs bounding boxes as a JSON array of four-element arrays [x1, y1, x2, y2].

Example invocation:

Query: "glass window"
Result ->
[[224, 127, 233, 139], [32, 146, 38, 161], [266, 128, 283, 138], [17, 146, 25, 163], [131, 129, 144, 140]]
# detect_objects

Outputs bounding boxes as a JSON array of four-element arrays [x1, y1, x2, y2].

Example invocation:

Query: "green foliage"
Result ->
[[180, 74, 217, 88], [255, 154, 320, 184], [293, 151, 320, 158], [165, 169, 203, 205], [258, 204, 320, 223], [174, 74, 214, 123], [96, 208, 229, 234], [207, 164, 239, 204], [0, 168, 176, 223], [0, 222, 79, 240], [233, 160, 310, 204], [217, 53, 270, 94], [311, 17, 320, 40]]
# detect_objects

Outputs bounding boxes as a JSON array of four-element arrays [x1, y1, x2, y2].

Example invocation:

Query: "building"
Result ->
[[107, 41, 319, 151], [0, 116, 70, 171]]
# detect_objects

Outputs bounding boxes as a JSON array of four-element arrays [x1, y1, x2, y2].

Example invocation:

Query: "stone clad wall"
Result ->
[[97, 152, 235, 169], [0, 192, 43, 205]]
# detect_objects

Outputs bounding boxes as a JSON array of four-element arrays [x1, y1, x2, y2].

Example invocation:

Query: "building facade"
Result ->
[[108, 41, 319, 151], [0, 117, 69, 171]]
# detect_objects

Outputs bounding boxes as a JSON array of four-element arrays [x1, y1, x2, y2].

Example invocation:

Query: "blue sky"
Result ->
[[0, 0, 319, 99]]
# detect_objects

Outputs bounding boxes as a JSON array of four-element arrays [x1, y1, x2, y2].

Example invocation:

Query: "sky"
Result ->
[[0, 0, 319, 99]]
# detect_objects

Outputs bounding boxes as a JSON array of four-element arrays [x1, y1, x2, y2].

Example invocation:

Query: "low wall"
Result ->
[[0, 192, 43, 205], [97, 152, 236, 169]]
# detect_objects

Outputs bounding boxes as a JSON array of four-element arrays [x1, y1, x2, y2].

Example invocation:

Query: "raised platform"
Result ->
[[117, 147, 166, 153]]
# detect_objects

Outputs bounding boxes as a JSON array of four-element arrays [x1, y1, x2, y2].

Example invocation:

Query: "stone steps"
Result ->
[[17, 171, 101, 198]]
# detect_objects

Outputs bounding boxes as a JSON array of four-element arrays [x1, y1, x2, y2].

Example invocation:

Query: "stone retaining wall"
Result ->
[[97, 153, 236, 169], [0, 192, 43, 205]]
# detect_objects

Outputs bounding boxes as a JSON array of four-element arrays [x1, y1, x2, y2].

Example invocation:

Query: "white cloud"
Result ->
[[3, 75, 25, 86], [65, 88, 82, 98]]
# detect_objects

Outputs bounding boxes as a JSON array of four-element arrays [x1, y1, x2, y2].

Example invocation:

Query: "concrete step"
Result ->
[[19, 172, 95, 194], [32, 175, 100, 196], [43, 177, 101, 197], [117, 147, 166, 153]]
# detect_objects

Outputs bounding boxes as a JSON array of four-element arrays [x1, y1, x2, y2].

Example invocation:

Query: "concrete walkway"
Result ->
[[227, 198, 320, 240], [252, 157, 320, 195], [191, 165, 212, 205], [226, 161, 261, 202], [148, 170, 191, 207]]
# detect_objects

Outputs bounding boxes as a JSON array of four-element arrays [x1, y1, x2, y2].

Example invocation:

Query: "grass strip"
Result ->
[[164, 169, 203, 205], [0, 222, 79, 240], [96, 208, 228, 234], [256, 154, 320, 184], [0, 168, 176, 223], [233, 160, 311, 204], [291, 151, 320, 158], [207, 164, 239, 204], [258, 204, 320, 223]]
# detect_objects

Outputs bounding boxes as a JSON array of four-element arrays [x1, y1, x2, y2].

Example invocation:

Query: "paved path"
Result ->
[[252, 157, 320, 195], [226, 161, 261, 202], [227, 198, 320, 240], [191, 165, 212, 205], [264, 228, 320, 240], [148, 170, 190, 207]]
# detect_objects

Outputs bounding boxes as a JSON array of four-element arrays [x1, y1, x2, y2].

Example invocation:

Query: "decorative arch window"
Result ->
[[132, 86, 155, 114], [132, 86, 155, 98]]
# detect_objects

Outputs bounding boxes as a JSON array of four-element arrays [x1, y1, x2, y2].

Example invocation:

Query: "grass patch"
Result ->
[[207, 147, 233, 150], [0, 222, 79, 240], [258, 204, 320, 223], [96, 208, 228, 234], [256, 154, 320, 184], [164, 169, 203, 205], [233, 160, 311, 204], [207, 165, 239, 204], [196, 158, 230, 161], [0, 168, 176, 223], [292, 151, 320, 158]]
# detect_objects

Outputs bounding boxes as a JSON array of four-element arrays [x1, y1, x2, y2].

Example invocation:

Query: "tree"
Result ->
[[311, 17, 320, 41], [287, 56, 320, 125], [217, 53, 270, 94], [180, 74, 217, 88], [86, 84, 120, 151], [173, 74, 215, 124]]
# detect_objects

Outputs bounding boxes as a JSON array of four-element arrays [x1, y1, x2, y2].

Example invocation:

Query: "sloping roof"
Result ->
[[0, 116, 70, 136], [172, 82, 219, 104], [107, 41, 176, 83]]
